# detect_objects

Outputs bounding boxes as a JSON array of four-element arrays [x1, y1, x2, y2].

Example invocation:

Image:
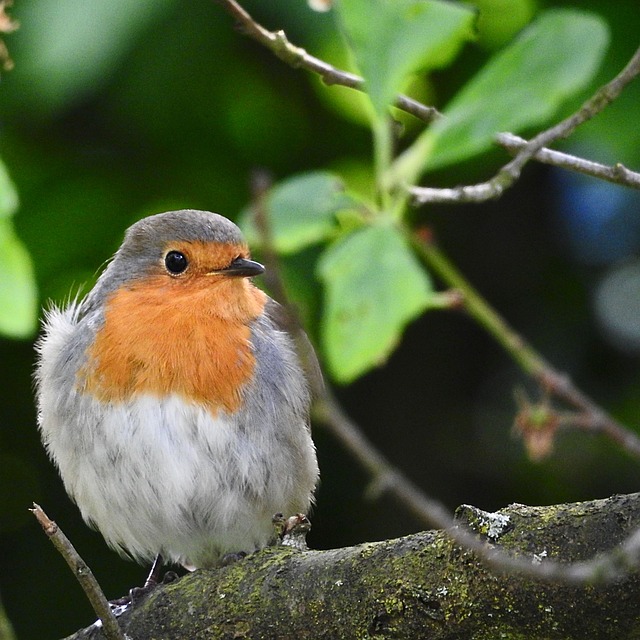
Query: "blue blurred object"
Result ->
[[554, 163, 640, 265]]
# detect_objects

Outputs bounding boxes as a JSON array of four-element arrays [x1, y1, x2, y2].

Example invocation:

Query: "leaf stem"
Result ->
[[372, 118, 393, 213]]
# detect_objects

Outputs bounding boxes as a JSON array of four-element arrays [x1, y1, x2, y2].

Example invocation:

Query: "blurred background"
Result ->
[[0, 0, 639, 637]]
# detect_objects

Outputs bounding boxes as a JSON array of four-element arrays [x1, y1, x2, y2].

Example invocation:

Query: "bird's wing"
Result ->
[[264, 297, 324, 399]]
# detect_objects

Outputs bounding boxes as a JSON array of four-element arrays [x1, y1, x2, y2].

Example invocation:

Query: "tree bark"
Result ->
[[64, 493, 640, 639]]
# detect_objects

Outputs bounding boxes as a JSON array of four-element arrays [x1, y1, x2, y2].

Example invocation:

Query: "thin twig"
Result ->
[[30, 504, 125, 640], [411, 45, 640, 204], [414, 237, 640, 459], [250, 169, 289, 308], [496, 133, 640, 189], [540, 368, 640, 456], [212, 0, 441, 123]]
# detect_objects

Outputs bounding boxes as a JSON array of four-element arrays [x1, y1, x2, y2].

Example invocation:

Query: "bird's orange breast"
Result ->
[[78, 275, 268, 414]]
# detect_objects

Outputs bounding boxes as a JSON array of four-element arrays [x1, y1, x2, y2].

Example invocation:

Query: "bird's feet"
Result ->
[[271, 513, 312, 551], [109, 554, 178, 615]]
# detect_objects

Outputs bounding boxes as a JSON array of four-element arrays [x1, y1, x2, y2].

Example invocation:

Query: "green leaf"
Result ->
[[335, 0, 476, 116], [0, 219, 38, 339], [318, 222, 433, 383], [241, 172, 359, 254], [392, 9, 609, 180]]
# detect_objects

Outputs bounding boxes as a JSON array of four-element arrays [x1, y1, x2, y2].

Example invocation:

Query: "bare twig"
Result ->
[[411, 45, 640, 204], [212, 0, 441, 123], [30, 504, 125, 640], [250, 169, 289, 308], [497, 133, 640, 189], [539, 368, 640, 457], [414, 237, 640, 459]]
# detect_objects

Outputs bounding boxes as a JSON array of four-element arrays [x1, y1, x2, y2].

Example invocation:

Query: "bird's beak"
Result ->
[[207, 257, 265, 278]]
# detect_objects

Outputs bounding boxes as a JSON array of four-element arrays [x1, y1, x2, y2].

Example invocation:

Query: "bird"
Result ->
[[35, 209, 319, 577]]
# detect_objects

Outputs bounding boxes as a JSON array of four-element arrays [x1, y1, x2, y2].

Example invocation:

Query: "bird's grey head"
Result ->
[[84, 210, 248, 310], [117, 210, 245, 267]]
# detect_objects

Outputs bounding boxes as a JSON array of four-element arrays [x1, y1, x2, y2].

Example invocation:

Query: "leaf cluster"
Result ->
[[237, 2, 608, 382]]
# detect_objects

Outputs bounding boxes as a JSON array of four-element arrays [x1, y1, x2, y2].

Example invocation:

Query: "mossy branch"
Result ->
[[63, 493, 640, 640]]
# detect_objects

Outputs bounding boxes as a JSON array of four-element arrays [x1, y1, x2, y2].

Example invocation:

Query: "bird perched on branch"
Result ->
[[35, 209, 319, 579]]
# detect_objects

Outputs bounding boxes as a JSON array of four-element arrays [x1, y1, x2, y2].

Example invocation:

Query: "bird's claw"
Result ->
[[272, 512, 311, 551]]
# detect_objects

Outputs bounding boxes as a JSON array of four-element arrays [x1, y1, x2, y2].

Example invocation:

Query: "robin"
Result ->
[[35, 209, 319, 580]]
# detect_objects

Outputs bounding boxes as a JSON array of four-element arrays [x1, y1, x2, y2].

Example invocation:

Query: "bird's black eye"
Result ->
[[164, 250, 188, 275]]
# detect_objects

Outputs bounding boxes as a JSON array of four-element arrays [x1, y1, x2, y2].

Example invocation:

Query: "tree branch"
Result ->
[[496, 133, 640, 189], [61, 493, 640, 640], [410, 45, 640, 204], [212, 0, 441, 123]]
